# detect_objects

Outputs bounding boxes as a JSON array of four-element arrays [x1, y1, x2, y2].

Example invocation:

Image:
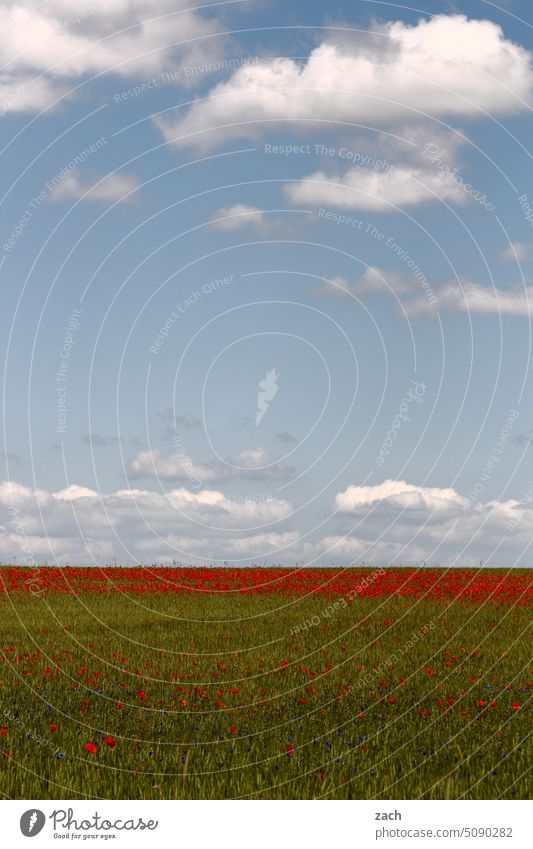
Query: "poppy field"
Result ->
[[0, 566, 531, 800]]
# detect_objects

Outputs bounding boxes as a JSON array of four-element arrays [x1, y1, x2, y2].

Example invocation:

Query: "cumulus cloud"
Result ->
[[0, 0, 224, 114], [209, 204, 268, 230], [286, 163, 468, 211], [336, 480, 466, 513], [2, 476, 533, 566], [127, 448, 226, 484], [313, 268, 416, 299], [316, 480, 531, 566], [127, 447, 295, 483], [408, 279, 533, 317], [157, 15, 533, 149], [0, 480, 295, 564], [0, 74, 67, 116], [315, 268, 533, 318], [500, 241, 533, 263], [229, 447, 296, 480], [49, 170, 140, 203], [312, 275, 358, 298]]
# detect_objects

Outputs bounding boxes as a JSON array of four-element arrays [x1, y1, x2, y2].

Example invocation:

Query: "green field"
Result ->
[[0, 573, 530, 800]]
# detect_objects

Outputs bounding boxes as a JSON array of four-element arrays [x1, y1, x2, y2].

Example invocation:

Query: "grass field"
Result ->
[[0, 567, 531, 800]]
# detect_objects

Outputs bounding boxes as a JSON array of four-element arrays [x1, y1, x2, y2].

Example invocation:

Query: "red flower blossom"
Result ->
[[85, 742, 98, 754], [104, 736, 116, 747], [49, 723, 58, 731]]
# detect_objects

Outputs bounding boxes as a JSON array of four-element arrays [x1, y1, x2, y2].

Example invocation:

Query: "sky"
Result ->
[[1, 0, 533, 567]]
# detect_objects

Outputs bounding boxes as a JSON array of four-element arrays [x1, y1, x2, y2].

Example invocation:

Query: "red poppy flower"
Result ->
[[84, 742, 98, 754], [230, 726, 237, 733], [478, 700, 486, 706], [512, 702, 521, 710], [0, 728, 7, 737], [389, 697, 396, 703], [287, 743, 294, 755], [104, 736, 116, 747], [49, 723, 58, 731]]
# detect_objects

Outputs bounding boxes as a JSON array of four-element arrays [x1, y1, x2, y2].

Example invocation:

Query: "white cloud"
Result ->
[[313, 268, 417, 299], [315, 268, 533, 318], [127, 448, 226, 484], [286, 163, 468, 211], [311, 275, 358, 298], [407, 279, 533, 317], [49, 170, 140, 203], [312, 479, 531, 566], [0, 73, 67, 115], [0, 480, 295, 563], [157, 15, 533, 149], [209, 204, 268, 230], [358, 266, 421, 295], [0, 1, 224, 114], [2, 476, 533, 566], [500, 241, 533, 263], [336, 480, 465, 513], [127, 447, 295, 483], [229, 447, 295, 480]]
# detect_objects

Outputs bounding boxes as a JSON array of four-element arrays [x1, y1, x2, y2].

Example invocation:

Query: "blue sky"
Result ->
[[2, 0, 533, 566]]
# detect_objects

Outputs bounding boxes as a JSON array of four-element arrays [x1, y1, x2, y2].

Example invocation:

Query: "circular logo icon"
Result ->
[[20, 810, 46, 837]]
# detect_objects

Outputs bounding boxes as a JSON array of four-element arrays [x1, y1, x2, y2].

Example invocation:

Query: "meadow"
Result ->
[[0, 567, 530, 800]]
